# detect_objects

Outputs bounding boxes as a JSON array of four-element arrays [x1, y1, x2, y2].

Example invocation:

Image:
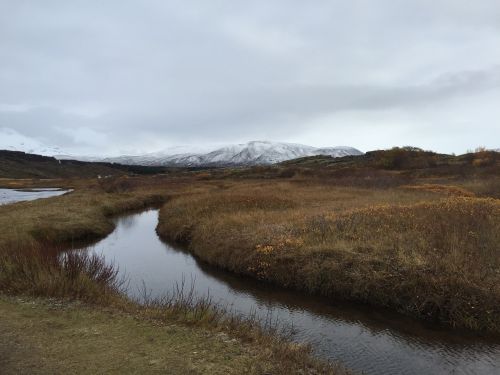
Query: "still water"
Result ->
[[74, 209, 500, 375], [0, 188, 70, 205]]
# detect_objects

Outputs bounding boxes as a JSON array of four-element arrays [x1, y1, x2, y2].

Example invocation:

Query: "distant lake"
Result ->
[[0, 188, 70, 205]]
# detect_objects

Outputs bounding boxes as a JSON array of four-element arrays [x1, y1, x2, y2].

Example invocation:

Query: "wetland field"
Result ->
[[1, 149, 499, 374]]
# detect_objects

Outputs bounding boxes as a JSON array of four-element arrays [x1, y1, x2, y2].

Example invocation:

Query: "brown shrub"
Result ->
[[0, 246, 123, 303], [402, 184, 475, 197], [158, 183, 500, 333]]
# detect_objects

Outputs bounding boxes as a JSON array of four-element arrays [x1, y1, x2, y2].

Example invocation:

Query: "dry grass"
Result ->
[[0, 180, 342, 374], [462, 177, 500, 199], [0, 247, 124, 305], [158, 180, 500, 333], [0, 248, 339, 374], [2, 172, 498, 372], [0, 295, 345, 375], [402, 183, 476, 197], [132, 284, 342, 375], [0, 180, 182, 249]]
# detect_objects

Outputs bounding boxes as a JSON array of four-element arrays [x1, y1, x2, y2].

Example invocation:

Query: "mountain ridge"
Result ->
[[79, 141, 363, 167]]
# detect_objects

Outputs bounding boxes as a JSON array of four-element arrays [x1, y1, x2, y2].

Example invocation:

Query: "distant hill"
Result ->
[[0, 150, 165, 179], [279, 147, 500, 176], [3, 146, 498, 180], [67, 141, 363, 167]]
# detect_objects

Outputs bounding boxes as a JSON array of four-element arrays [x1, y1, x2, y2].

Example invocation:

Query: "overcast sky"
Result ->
[[1, 1, 499, 156]]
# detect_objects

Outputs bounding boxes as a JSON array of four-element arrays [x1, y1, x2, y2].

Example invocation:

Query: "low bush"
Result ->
[[0, 246, 123, 304]]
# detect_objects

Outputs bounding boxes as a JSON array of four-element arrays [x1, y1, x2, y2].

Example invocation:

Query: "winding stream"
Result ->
[[73, 209, 500, 375]]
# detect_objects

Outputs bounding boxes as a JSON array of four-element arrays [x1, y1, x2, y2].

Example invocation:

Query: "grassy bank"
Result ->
[[157, 180, 500, 334], [0, 182, 341, 374], [0, 295, 341, 374], [0, 186, 170, 249], [2, 295, 254, 375]]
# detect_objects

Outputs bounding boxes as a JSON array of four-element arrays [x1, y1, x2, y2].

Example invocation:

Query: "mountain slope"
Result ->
[[0, 151, 165, 179], [97, 141, 363, 167], [0, 129, 64, 156]]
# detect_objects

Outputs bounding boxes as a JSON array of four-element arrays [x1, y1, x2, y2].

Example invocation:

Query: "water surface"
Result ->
[[74, 209, 500, 375], [0, 188, 70, 205]]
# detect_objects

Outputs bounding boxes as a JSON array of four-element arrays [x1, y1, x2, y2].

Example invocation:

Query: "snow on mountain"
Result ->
[[1, 135, 363, 166], [316, 146, 365, 158], [92, 141, 363, 167], [0, 128, 64, 156], [54, 154, 103, 162]]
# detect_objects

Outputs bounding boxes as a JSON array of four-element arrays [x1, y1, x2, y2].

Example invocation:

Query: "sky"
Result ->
[[1, 0, 500, 156]]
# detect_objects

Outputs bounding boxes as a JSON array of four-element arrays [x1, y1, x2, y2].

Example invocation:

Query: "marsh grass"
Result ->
[[0, 246, 341, 374], [137, 277, 287, 335], [464, 177, 500, 199], [0, 182, 343, 374], [0, 246, 124, 304], [2, 170, 498, 371], [132, 278, 343, 375], [402, 183, 476, 197], [0, 186, 168, 249], [158, 181, 500, 333]]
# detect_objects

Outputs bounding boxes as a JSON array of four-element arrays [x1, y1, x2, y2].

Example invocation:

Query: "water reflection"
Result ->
[[73, 209, 500, 375]]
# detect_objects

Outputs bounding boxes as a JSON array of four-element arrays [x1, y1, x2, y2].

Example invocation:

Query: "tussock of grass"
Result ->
[[158, 182, 500, 333], [0, 247, 123, 304]]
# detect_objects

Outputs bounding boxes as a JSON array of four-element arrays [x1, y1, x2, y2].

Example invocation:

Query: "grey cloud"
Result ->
[[1, 1, 500, 154]]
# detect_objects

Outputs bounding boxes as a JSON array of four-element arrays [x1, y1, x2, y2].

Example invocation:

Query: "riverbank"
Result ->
[[157, 180, 500, 334], [0, 295, 340, 375], [2, 171, 499, 373], [1, 295, 256, 374], [0, 183, 341, 374]]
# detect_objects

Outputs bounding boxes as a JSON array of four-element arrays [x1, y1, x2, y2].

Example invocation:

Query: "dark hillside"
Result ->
[[278, 147, 500, 178], [0, 150, 166, 178]]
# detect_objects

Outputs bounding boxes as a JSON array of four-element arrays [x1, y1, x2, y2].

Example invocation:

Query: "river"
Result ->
[[73, 209, 500, 375]]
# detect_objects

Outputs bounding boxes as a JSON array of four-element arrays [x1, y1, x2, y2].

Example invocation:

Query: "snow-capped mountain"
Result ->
[[0, 128, 64, 156], [95, 141, 363, 167]]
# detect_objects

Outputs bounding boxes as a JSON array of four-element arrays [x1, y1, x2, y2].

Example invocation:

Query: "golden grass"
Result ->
[[0, 180, 182, 249], [0, 180, 341, 374], [158, 180, 500, 333], [2, 173, 498, 373], [0, 295, 343, 375], [0, 247, 124, 304], [402, 183, 476, 197]]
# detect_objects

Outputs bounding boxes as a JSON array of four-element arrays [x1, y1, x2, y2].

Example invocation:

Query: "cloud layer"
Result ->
[[1, 1, 500, 155]]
